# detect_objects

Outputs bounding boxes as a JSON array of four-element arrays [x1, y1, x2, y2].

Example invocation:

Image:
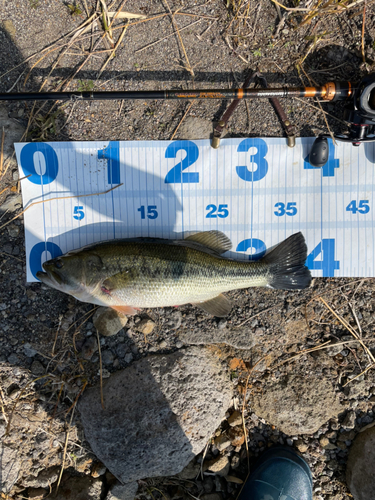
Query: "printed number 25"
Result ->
[[165, 141, 199, 183]]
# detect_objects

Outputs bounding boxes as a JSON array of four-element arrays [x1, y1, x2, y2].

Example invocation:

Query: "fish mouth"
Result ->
[[36, 264, 64, 288]]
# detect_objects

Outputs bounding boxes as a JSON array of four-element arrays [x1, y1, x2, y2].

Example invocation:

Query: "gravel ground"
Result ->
[[1, 1, 375, 499]]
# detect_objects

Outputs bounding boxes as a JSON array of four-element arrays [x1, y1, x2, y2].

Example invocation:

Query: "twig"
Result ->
[[98, 22, 129, 77], [0, 127, 4, 176], [55, 403, 77, 495], [361, 1, 366, 63], [96, 330, 105, 409], [163, 0, 195, 78], [0, 385, 8, 425], [0, 183, 123, 232], [319, 297, 375, 364], [342, 362, 375, 386], [270, 0, 310, 12], [171, 100, 196, 140]]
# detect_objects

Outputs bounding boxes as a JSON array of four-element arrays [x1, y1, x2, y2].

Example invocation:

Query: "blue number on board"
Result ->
[[306, 239, 339, 277], [98, 141, 120, 184], [30, 242, 62, 280], [346, 200, 370, 214], [236, 138, 268, 182], [20, 143, 59, 185], [274, 202, 297, 216], [206, 204, 229, 218], [138, 205, 158, 219], [73, 206, 84, 220], [304, 139, 339, 177], [236, 238, 266, 261], [164, 140, 199, 183]]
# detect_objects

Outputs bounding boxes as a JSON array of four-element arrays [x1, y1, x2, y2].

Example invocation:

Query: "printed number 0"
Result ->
[[236, 138, 268, 182], [164, 141, 199, 184], [20, 143, 59, 185], [236, 238, 266, 261], [29, 242, 62, 280]]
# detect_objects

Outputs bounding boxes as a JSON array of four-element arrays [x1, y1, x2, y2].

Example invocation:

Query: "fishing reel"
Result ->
[[309, 72, 375, 168]]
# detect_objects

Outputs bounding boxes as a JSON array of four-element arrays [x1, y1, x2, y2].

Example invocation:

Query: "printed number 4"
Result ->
[[306, 239, 339, 277], [73, 206, 84, 220], [206, 204, 229, 218], [274, 202, 297, 216], [346, 200, 370, 214]]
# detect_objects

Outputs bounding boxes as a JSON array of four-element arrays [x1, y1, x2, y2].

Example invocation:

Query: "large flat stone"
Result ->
[[346, 426, 375, 500], [250, 374, 342, 435], [78, 347, 232, 483]]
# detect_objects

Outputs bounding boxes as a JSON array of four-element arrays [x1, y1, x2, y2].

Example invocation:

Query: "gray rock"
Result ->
[[7, 224, 19, 238], [342, 411, 356, 430], [79, 347, 232, 483], [214, 434, 231, 451], [250, 374, 342, 435], [167, 311, 182, 330], [81, 336, 98, 361], [0, 442, 22, 493], [102, 349, 115, 366], [54, 475, 104, 500], [0, 194, 22, 214], [30, 360, 45, 376], [346, 426, 375, 500], [23, 468, 60, 489], [206, 455, 230, 476], [175, 117, 212, 140], [177, 459, 200, 480], [93, 307, 128, 337], [124, 353, 133, 364], [7, 353, 19, 364], [179, 325, 256, 349], [106, 481, 139, 500], [24, 343, 38, 357]]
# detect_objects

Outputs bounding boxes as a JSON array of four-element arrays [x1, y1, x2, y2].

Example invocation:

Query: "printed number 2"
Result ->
[[236, 238, 266, 261], [236, 138, 268, 182], [73, 206, 84, 220], [165, 140, 199, 183], [206, 204, 229, 218], [346, 200, 370, 214], [274, 202, 297, 216], [306, 239, 339, 277]]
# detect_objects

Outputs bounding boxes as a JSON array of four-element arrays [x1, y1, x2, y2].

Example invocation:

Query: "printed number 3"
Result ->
[[274, 202, 297, 216], [73, 206, 84, 220]]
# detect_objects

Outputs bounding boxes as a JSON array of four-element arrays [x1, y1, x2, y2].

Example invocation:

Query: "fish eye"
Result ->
[[55, 260, 64, 269]]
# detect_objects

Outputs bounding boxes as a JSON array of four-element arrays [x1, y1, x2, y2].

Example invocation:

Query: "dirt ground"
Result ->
[[1, 1, 375, 499]]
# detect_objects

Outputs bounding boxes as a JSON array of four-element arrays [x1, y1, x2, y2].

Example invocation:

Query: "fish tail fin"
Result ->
[[265, 232, 311, 290]]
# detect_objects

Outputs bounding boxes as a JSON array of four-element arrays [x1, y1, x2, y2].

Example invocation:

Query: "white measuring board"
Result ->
[[15, 137, 375, 282]]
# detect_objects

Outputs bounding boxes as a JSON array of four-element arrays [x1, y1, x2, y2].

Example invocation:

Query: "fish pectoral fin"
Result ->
[[112, 305, 140, 315], [184, 230, 232, 254], [102, 269, 138, 294], [195, 294, 232, 317]]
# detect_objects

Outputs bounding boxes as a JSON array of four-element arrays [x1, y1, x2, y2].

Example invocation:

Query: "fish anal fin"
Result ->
[[185, 230, 232, 254], [195, 294, 232, 317], [111, 305, 140, 315]]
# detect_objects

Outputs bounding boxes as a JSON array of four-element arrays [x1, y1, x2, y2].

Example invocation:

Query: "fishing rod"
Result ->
[[0, 81, 357, 102], [1, 72, 375, 168]]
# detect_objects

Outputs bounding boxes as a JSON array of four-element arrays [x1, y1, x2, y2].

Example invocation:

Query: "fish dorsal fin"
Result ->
[[185, 231, 232, 254], [102, 269, 138, 294], [195, 294, 232, 317]]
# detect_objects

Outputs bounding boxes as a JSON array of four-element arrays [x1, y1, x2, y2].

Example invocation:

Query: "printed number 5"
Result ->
[[73, 206, 84, 220], [274, 202, 297, 217]]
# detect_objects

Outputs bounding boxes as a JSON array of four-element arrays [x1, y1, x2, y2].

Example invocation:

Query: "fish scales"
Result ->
[[94, 241, 270, 307]]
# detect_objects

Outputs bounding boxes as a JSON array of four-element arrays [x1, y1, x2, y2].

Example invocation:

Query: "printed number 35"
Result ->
[[274, 202, 297, 217]]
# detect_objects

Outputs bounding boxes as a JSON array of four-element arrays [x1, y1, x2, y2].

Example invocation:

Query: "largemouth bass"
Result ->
[[37, 231, 311, 317]]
